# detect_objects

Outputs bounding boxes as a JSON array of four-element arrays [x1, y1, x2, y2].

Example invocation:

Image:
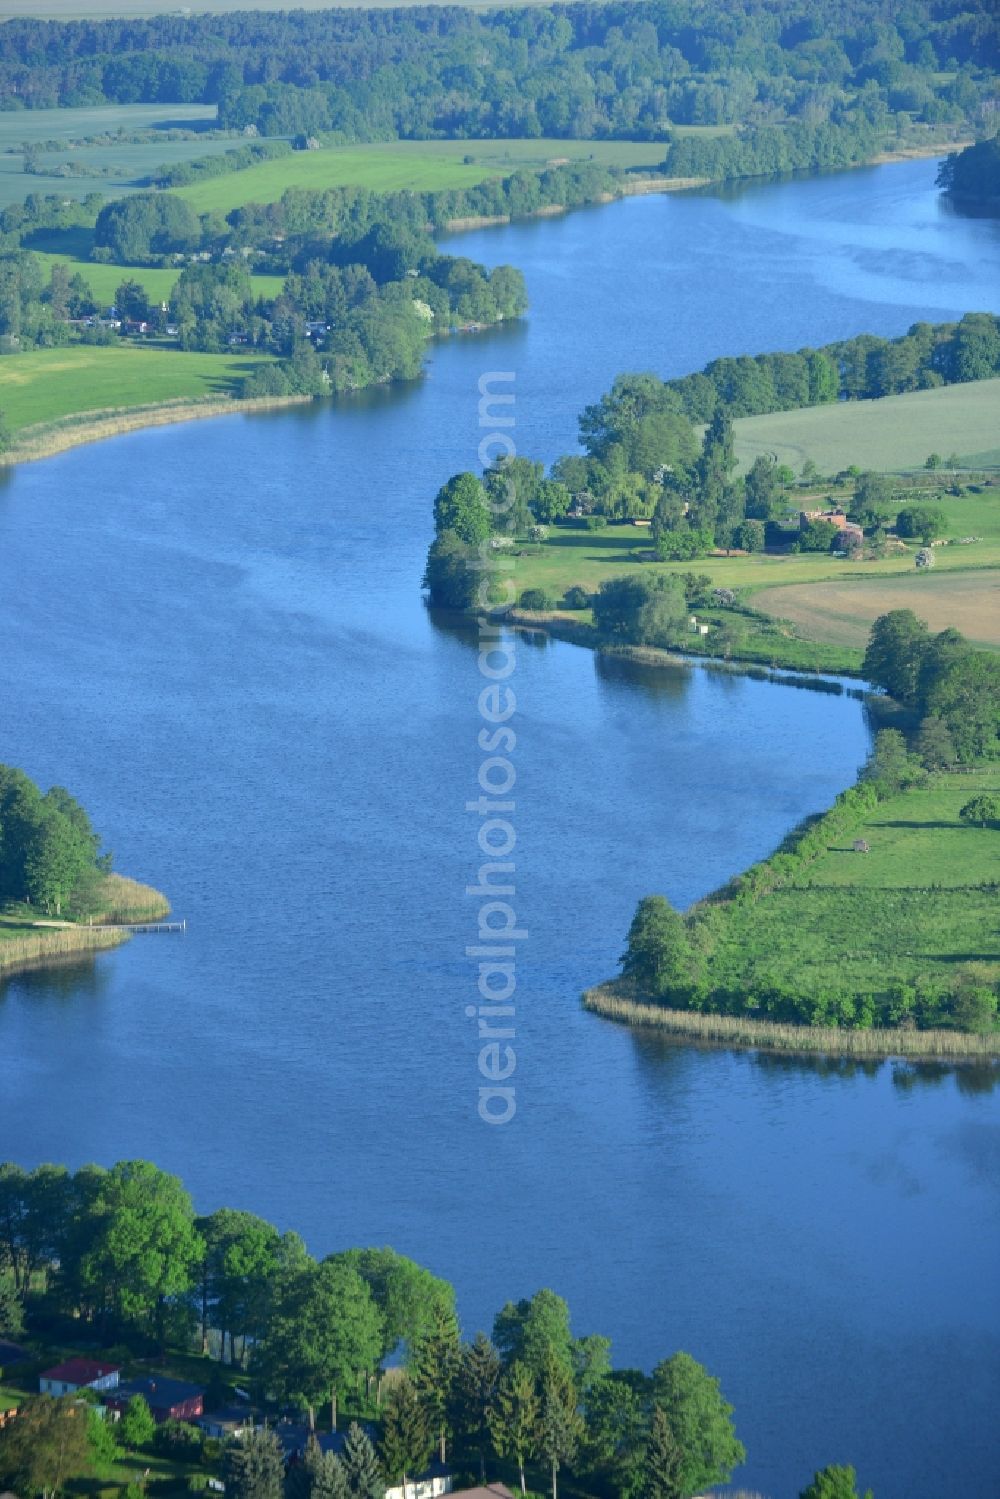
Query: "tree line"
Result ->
[[0, 1157, 759, 1499], [0, 764, 106, 917], [0, 0, 991, 153]]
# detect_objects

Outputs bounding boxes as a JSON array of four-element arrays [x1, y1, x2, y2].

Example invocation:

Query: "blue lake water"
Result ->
[[1, 157, 998, 1498]]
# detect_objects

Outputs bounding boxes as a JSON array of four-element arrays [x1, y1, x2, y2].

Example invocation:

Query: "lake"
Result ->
[[1, 157, 998, 1498]]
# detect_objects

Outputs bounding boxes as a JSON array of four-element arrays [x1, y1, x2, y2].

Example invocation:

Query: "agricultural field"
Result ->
[[729, 378, 1000, 475], [751, 569, 1000, 650], [0, 344, 267, 434], [173, 136, 670, 216], [0, 103, 224, 208]]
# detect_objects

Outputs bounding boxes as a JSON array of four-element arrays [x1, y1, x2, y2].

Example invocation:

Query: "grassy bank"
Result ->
[[583, 983, 998, 1059], [0, 344, 280, 436], [589, 766, 1000, 1050], [4, 390, 309, 465]]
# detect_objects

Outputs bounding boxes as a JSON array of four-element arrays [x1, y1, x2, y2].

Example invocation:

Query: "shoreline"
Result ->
[[0, 873, 172, 981], [0, 925, 129, 981], [506, 606, 865, 687], [1, 393, 313, 467], [583, 983, 998, 1061]]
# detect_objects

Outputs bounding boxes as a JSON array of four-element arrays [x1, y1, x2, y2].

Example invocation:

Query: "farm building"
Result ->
[[39, 1358, 121, 1397]]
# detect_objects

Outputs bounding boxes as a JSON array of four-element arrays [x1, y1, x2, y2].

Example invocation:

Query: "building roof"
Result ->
[[197, 1406, 257, 1428], [450, 1487, 516, 1499], [112, 1375, 204, 1407], [40, 1358, 121, 1385]]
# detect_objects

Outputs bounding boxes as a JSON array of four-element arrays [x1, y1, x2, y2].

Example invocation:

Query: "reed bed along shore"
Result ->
[[2, 393, 311, 466], [90, 872, 171, 924], [583, 984, 999, 1060], [0, 925, 127, 979]]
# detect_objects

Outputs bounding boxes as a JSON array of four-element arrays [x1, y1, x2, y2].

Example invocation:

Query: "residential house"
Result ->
[[799, 508, 863, 551], [383, 1463, 453, 1499], [39, 1358, 121, 1398], [105, 1375, 204, 1424], [196, 1405, 257, 1441]]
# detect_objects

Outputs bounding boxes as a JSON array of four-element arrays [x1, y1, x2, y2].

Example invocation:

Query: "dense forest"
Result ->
[[0, 0, 995, 144], [0, 764, 106, 917]]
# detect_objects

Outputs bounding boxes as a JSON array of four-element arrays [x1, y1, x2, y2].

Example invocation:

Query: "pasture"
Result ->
[[729, 378, 1000, 475], [171, 137, 668, 216], [0, 344, 264, 433]]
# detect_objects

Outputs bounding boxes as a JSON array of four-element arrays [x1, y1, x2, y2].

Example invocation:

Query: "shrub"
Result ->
[[519, 587, 556, 611], [562, 585, 591, 610]]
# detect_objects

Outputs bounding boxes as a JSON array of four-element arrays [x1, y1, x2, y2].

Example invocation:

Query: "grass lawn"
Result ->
[[172, 137, 670, 216], [0, 344, 267, 433], [728, 378, 1000, 475]]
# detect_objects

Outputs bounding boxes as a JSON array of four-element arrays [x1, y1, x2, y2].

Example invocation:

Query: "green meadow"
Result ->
[[173, 136, 669, 216], [27, 248, 286, 308], [697, 770, 1000, 1001]]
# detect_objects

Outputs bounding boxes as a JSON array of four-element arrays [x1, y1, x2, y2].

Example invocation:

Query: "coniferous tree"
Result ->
[[409, 1301, 462, 1463], [223, 1426, 285, 1499], [488, 1361, 539, 1497], [341, 1422, 383, 1499], [644, 1405, 683, 1499], [536, 1350, 583, 1499], [379, 1379, 433, 1491], [0, 1276, 24, 1339], [456, 1332, 502, 1480]]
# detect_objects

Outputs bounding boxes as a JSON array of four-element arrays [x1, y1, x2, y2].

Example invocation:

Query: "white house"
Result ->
[[383, 1465, 453, 1499], [39, 1358, 121, 1397]]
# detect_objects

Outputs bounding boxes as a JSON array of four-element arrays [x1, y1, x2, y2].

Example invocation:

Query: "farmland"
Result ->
[[0, 102, 224, 208], [728, 378, 1000, 475], [752, 570, 1000, 650], [172, 136, 669, 216]]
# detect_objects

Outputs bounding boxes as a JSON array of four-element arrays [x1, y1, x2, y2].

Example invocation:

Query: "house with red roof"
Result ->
[[39, 1358, 121, 1397]]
